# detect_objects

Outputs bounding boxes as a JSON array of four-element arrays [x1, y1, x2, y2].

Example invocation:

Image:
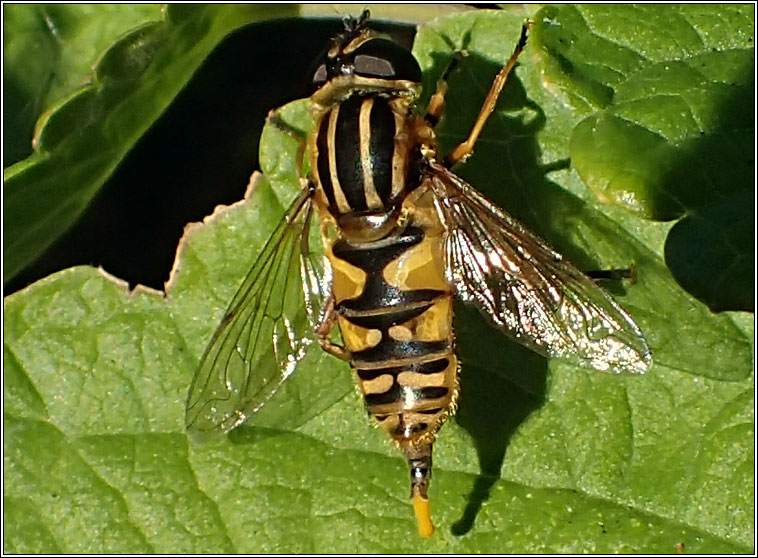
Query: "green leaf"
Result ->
[[664, 189, 754, 312], [4, 8, 754, 554], [3, 4, 300, 285], [531, 5, 754, 311], [3, 4, 164, 165], [549, 4, 754, 219]]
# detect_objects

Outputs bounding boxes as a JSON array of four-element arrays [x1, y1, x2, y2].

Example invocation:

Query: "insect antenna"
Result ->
[[343, 8, 371, 34]]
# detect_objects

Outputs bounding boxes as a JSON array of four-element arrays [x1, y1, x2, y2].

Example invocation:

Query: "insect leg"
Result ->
[[423, 51, 466, 128], [266, 109, 308, 178], [315, 295, 350, 361], [443, 22, 530, 168], [586, 266, 636, 284]]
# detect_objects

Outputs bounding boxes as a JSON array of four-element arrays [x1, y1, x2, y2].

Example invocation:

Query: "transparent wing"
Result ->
[[428, 163, 651, 374], [185, 185, 330, 441]]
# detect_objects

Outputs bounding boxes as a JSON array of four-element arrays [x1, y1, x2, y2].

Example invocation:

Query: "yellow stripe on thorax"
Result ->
[[389, 97, 412, 200], [359, 97, 384, 210], [327, 107, 352, 213]]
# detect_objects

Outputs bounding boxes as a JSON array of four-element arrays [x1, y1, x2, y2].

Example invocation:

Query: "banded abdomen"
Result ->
[[327, 193, 459, 447]]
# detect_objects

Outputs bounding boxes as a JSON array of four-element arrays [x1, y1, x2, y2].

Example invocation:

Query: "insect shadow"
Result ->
[[452, 303, 548, 536], [424, 39, 634, 535]]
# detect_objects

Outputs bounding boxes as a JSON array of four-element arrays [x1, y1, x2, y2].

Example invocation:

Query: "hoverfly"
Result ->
[[186, 11, 651, 538]]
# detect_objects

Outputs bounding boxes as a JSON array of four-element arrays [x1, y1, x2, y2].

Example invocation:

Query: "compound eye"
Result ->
[[353, 54, 394, 77], [352, 38, 421, 82]]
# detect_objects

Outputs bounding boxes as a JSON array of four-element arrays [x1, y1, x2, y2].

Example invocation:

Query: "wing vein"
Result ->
[[185, 186, 330, 441], [428, 162, 651, 374]]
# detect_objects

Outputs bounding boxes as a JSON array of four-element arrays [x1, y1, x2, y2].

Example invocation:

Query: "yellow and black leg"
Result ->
[[266, 108, 308, 179], [443, 22, 531, 168], [315, 296, 351, 361], [423, 50, 466, 128]]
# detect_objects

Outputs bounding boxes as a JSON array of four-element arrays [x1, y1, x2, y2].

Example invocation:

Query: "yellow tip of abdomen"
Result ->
[[413, 493, 435, 538]]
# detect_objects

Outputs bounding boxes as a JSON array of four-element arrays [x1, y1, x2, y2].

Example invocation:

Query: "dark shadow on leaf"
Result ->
[[665, 189, 754, 312], [228, 424, 287, 445], [533, 4, 753, 312], [639, 55, 754, 312], [452, 303, 548, 536], [660, 65, 755, 312]]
